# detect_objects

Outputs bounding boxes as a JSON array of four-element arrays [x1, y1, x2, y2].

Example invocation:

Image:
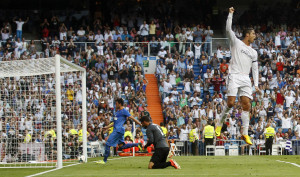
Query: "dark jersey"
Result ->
[[146, 123, 169, 149]]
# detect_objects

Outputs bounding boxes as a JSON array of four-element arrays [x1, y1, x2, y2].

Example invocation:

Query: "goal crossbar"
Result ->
[[0, 56, 85, 78]]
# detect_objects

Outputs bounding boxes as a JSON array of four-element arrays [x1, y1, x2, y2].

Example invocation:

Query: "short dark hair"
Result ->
[[242, 28, 254, 38], [207, 119, 213, 125], [141, 116, 150, 123], [116, 98, 124, 106], [160, 122, 164, 126]]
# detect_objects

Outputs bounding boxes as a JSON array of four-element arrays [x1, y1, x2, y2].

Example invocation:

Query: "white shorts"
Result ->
[[226, 73, 253, 100]]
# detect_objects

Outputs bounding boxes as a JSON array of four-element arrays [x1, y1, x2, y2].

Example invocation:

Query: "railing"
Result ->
[[0, 40, 215, 56], [1, 38, 290, 60], [87, 139, 300, 157], [171, 139, 300, 156]]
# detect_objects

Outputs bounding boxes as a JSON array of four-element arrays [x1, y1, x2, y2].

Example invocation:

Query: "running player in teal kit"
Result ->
[[97, 98, 143, 164]]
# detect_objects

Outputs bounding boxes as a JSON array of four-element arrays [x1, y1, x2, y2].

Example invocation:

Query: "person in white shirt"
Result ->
[[203, 26, 213, 54], [178, 30, 187, 54], [169, 71, 176, 86], [278, 113, 294, 132], [189, 93, 201, 107], [216, 7, 259, 146], [13, 17, 29, 40], [224, 48, 231, 63], [194, 79, 201, 93], [191, 105, 200, 120], [158, 48, 167, 60], [179, 124, 189, 141], [163, 78, 173, 98], [295, 119, 300, 136], [258, 105, 267, 120], [185, 47, 194, 58], [194, 42, 202, 59], [183, 78, 191, 94], [284, 91, 295, 108], [164, 93, 174, 106], [139, 21, 149, 37], [95, 30, 104, 44], [216, 46, 225, 62], [171, 87, 179, 100]]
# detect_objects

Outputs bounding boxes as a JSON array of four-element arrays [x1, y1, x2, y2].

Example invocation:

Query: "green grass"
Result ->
[[1, 156, 300, 177]]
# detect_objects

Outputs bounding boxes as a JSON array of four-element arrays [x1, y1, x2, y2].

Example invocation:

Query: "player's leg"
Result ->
[[97, 132, 119, 164], [216, 95, 235, 136], [240, 94, 253, 145], [118, 142, 142, 150], [219, 96, 235, 124], [217, 74, 237, 127], [150, 148, 179, 169]]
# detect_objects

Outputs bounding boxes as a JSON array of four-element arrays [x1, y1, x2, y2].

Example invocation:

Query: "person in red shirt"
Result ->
[[134, 133, 145, 152], [210, 73, 225, 92], [123, 136, 133, 153], [42, 26, 49, 38], [276, 88, 284, 105], [220, 60, 229, 74], [276, 58, 284, 74], [216, 132, 228, 146]]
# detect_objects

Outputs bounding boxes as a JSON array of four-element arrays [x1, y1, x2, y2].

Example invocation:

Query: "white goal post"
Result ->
[[0, 55, 87, 168]]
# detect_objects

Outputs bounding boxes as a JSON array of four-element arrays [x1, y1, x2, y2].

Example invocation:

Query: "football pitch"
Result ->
[[1, 156, 300, 177]]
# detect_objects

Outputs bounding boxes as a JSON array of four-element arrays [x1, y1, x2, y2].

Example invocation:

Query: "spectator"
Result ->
[[13, 16, 29, 40]]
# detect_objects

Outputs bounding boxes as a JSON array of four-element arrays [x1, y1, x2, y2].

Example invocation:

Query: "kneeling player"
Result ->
[[141, 116, 181, 169]]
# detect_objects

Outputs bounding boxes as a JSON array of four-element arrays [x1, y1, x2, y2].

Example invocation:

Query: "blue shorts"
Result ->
[[106, 131, 124, 147]]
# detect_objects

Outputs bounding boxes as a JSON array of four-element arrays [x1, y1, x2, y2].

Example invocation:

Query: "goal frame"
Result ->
[[0, 54, 87, 169]]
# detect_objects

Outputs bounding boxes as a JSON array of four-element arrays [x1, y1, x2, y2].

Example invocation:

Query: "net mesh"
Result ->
[[0, 57, 85, 168]]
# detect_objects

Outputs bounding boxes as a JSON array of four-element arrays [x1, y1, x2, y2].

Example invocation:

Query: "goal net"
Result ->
[[0, 55, 87, 168]]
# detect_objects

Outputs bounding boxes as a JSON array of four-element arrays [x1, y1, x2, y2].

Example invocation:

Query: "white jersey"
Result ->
[[226, 13, 259, 87]]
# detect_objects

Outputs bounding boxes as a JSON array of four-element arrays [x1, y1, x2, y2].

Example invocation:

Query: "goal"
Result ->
[[0, 55, 87, 168]]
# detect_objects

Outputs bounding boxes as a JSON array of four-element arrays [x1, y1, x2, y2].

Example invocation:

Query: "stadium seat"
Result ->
[[169, 143, 181, 156], [229, 145, 239, 156], [258, 145, 266, 155], [87, 141, 102, 157], [215, 146, 225, 156], [272, 144, 282, 155], [206, 145, 215, 156]]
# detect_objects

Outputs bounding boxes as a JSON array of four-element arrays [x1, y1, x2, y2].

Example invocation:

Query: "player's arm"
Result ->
[[103, 122, 114, 130], [226, 7, 237, 44], [25, 17, 29, 23], [144, 128, 154, 148], [252, 54, 259, 91], [128, 115, 142, 126]]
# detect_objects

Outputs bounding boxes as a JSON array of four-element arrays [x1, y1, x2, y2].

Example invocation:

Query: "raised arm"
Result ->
[[226, 7, 237, 45], [25, 17, 29, 23]]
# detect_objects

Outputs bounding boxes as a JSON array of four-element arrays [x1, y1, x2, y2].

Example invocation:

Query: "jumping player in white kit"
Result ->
[[215, 7, 259, 145]]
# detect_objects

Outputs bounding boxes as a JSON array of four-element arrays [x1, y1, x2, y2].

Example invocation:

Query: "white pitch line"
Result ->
[[25, 163, 80, 177], [276, 160, 300, 168]]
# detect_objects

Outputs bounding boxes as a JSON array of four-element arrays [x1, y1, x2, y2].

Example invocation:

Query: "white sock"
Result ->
[[218, 104, 230, 126], [241, 111, 250, 135]]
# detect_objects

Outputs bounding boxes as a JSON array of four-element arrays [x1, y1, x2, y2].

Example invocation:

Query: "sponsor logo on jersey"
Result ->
[[241, 49, 255, 59]]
